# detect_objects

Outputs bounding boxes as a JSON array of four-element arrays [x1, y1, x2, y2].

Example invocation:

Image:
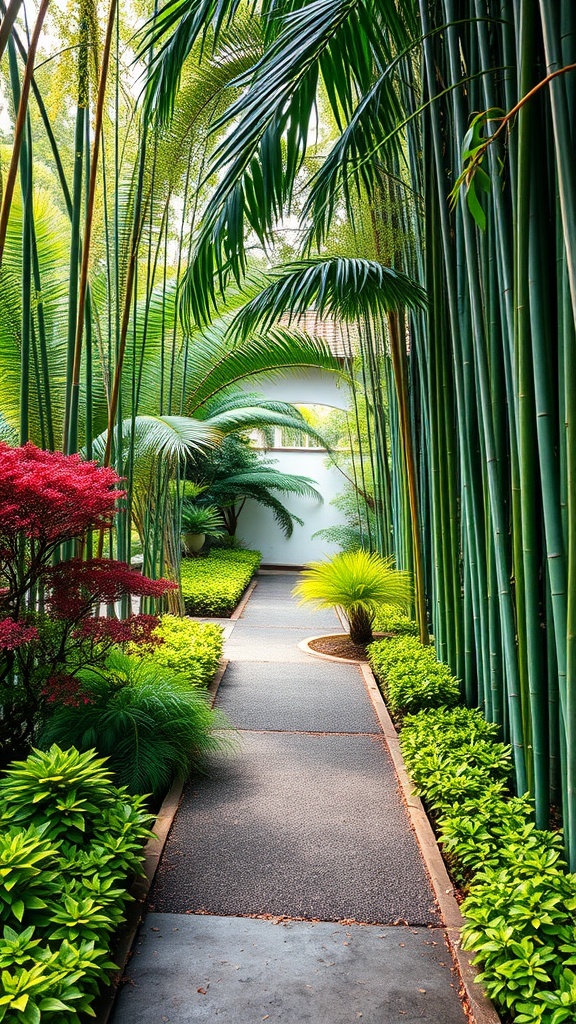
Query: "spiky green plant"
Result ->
[[180, 501, 224, 536], [38, 652, 228, 796], [293, 549, 412, 644]]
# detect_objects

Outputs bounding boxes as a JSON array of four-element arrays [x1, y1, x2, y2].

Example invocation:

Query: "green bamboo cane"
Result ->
[[419, 0, 488, 701], [62, 16, 88, 453], [538, 0, 576, 869], [0, 0, 49, 269], [443, 1, 527, 791], [68, 0, 117, 456]]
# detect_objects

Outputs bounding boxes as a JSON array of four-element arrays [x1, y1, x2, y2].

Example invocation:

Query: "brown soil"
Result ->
[[307, 634, 370, 662]]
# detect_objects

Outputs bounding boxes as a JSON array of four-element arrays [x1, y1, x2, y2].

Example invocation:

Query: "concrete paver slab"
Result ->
[[223, 623, 332, 662], [112, 914, 466, 1024], [150, 731, 439, 925], [215, 660, 381, 733]]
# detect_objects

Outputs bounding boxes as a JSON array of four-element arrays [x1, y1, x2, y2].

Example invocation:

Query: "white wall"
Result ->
[[235, 448, 347, 566], [241, 366, 349, 411], [234, 368, 351, 565]]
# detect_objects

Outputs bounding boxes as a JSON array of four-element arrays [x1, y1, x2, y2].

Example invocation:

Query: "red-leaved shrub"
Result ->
[[0, 443, 177, 764]]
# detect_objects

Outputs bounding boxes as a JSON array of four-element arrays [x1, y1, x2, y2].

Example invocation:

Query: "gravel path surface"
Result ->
[[150, 573, 439, 924], [110, 572, 467, 1023]]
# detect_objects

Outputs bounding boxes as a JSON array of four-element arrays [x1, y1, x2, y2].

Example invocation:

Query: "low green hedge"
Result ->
[[399, 706, 576, 1023], [372, 604, 419, 636], [0, 745, 153, 1023], [130, 614, 223, 687], [180, 548, 261, 616], [368, 634, 460, 718]]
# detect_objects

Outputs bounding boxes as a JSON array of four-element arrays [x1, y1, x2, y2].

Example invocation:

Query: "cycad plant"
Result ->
[[181, 502, 224, 536], [293, 549, 412, 644], [38, 651, 228, 796]]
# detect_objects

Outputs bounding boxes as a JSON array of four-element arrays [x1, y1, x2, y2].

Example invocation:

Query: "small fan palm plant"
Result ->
[[293, 550, 412, 645]]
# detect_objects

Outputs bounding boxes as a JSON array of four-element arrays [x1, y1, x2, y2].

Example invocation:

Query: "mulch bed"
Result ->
[[307, 634, 370, 662]]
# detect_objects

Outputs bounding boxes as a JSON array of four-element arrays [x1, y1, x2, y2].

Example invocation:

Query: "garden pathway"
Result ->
[[110, 572, 467, 1024]]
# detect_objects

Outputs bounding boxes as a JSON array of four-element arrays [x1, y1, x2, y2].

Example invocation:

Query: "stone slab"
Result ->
[[223, 624, 331, 662], [215, 660, 381, 733], [111, 914, 466, 1024]]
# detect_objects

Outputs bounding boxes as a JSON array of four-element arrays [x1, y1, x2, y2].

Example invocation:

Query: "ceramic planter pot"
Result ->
[[183, 531, 206, 554]]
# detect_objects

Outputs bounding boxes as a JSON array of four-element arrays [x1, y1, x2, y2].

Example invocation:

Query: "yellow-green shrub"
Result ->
[[128, 615, 223, 687], [180, 549, 261, 616], [152, 615, 223, 686]]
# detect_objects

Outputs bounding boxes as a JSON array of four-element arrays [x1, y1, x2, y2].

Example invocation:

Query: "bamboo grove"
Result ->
[[412, 0, 576, 868], [1, 0, 576, 866]]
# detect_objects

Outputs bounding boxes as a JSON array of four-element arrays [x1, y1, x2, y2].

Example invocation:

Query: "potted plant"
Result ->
[[293, 549, 412, 644], [181, 502, 225, 554]]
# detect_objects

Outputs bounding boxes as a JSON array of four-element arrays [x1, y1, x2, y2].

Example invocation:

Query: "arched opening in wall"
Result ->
[[250, 404, 348, 453]]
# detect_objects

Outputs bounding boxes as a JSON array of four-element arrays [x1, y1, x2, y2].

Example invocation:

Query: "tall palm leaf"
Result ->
[[139, 0, 416, 321]]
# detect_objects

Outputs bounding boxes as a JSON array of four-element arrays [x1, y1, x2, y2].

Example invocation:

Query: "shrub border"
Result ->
[[93, 656, 229, 1024], [357, 662, 500, 1024]]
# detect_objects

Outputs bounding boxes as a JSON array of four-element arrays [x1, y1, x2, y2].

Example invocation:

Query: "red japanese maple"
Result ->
[[47, 559, 176, 620], [0, 442, 124, 544], [0, 443, 178, 764]]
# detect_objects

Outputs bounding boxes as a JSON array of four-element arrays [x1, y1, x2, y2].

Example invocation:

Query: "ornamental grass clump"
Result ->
[[38, 652, 228, 797], [293, 549, 411, 644]]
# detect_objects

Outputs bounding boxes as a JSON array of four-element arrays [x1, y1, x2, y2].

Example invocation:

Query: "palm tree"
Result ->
[[187, 433, 323, 538]]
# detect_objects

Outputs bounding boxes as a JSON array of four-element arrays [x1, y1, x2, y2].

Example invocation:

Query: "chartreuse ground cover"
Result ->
[[130, 614, 223, 688], [180, 549, 261, 616], [370, 638, 576, 1024], [0, 745, 153, 1023]]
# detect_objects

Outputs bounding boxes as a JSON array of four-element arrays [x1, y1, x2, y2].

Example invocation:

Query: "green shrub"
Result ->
[[399, 705, 576, 1022], [368, 635, 460, 717], [39, 652, 228, 796], [180, 548, 261, 616], [129, 614, 223, 688], [0, 745, 153, 1022], [372, 604, 419, 636]]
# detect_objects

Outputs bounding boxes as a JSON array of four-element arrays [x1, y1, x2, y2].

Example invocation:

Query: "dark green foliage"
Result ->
[[400, 708, 576, 1021], [368, 636, 460, 718], [0, 745, 153, 1022], [180, 547, 261, 616], [372, 604, 418, 636], [187, 433, 322, 538], [38, 652, 227, 796]]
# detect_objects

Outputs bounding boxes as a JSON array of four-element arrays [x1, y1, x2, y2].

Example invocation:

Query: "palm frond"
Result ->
[[185, 324, 344, 413], [214, 467, 323, 501], [203, 405, 325, 441], [139, 0, 253, 124], [230, 257, 426, 339], [90, 414, 219, 467], [179, 0, 400, 321]]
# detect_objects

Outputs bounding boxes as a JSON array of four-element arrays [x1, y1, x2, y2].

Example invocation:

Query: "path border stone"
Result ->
[[300, 634, 499, 1024]]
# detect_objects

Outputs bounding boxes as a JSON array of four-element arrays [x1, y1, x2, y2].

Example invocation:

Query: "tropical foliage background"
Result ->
[[1, 0, 576, 871]]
